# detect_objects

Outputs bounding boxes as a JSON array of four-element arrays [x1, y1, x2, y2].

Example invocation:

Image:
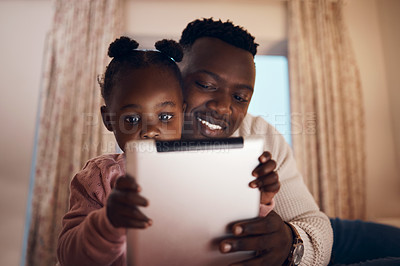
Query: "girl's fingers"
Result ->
[[261, 191, 277, 205], [261, 181, 280, 193], [258, 151, 272, 164], [110, 205, 152, 228], [110, 189, 149, 207], [125, 219, 152, 229], [113, 216, 152, 229], [117, 205, 151, 222], [115, 175, 140, 192], [252, 160, 276, 178], [249, 172, 279, 189]]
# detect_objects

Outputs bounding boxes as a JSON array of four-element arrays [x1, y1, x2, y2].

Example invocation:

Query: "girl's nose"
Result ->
[[140, 125, 161, 139]]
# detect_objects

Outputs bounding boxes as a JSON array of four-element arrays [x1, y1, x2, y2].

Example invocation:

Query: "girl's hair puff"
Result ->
[[99, 36, 183, 105]]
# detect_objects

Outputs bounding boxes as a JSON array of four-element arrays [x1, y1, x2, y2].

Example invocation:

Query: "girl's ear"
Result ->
[[182, 102, 187, 113], [101, 105, 114, 132]]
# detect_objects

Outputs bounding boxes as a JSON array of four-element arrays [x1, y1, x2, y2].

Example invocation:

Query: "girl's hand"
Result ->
[[249, 151, 280, 205], [106, 174, 152, 228]]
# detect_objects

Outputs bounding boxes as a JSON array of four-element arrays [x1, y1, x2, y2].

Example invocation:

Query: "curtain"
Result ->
[[26, 0, 124, 265], [288, 0, 366, 219]]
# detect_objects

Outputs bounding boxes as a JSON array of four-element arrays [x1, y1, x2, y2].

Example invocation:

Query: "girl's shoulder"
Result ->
[[78, 153, 126, 179], [72, 153, 126, 193], [69, 153, 125, 206], [85, 153, 125, 169]]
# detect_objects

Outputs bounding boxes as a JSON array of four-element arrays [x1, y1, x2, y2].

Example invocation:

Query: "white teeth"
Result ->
[[197, 117, 222, 130]]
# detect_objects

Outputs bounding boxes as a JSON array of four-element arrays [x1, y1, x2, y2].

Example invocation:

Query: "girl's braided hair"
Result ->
[[99, 36, 183, 104]]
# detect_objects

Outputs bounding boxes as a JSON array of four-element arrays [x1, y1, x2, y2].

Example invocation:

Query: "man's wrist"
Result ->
[[283, 222, 304, 266]]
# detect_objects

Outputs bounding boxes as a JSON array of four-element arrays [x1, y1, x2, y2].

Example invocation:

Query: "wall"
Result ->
[[344, 0, 400, 220], [125, 0, 288, 54], [0, 1, 53, 265], [0, 0, 399, 265], [376, 0, 400, 177]]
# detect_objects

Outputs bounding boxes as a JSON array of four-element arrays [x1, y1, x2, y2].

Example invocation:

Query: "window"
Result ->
[[248, 55, 291, 145]]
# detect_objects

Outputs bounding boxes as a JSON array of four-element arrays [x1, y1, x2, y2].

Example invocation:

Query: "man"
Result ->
[[178, 18, 333, 265]]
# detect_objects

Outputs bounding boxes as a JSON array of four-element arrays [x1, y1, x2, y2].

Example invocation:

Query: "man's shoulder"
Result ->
[[238, 113, 281, 136], [237, 114, 292, 161]]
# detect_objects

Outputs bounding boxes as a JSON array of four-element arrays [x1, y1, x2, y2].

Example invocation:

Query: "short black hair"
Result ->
[[179, 18, 258, 57], [99, 36, 183, 105]]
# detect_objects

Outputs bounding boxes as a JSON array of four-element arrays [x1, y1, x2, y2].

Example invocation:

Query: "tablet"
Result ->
[[125, 136, 264, 266]]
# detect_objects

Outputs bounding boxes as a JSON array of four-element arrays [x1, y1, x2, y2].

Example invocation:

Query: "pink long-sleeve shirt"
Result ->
[[57, 154, 127, 266], [57, 153, 274, 266]]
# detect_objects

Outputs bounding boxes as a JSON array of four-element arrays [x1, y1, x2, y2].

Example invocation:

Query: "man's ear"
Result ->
[[101, 105, 114, 132]]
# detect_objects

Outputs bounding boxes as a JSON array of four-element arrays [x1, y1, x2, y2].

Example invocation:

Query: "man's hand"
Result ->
[[249, 151, 280, 205], [219, 211, 293, 266], [106, 174, 152, 228]]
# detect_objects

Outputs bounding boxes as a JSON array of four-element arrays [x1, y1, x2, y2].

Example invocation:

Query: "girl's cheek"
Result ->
[[120, 123, 140, 135]]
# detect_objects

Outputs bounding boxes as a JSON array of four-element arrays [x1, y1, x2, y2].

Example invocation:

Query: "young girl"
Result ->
[[57, 36, 278, 266], [57, 36, 186, 266]]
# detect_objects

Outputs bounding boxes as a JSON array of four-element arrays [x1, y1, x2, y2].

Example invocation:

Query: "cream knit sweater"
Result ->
[[232, 113, 333, 265]]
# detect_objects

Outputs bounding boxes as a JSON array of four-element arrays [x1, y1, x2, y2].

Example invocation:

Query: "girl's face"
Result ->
[[101, 66, 185, 152]]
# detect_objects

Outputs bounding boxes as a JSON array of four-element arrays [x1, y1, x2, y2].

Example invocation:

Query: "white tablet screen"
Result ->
[[125, 136, 264, 266]]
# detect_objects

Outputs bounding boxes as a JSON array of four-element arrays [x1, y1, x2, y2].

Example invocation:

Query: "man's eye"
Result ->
[[233, 94, 248, 103], [159, 113, 174, 121], [124, 115, 141, 124], [195, 81, 215, 90]]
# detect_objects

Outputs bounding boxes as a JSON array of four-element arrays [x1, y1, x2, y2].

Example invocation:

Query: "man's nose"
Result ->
[[206, 90, 232, 116], [140, 125, 161, 139]]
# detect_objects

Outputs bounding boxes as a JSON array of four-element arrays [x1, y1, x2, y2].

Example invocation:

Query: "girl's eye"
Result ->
[[124, 114, 141, 125], [195, 81, 215, 91], [233, 94, 248, 103], [159, 113, 174, 122]]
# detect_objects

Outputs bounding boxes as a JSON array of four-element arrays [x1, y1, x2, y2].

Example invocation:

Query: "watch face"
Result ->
[[293, 244, 304, 265]]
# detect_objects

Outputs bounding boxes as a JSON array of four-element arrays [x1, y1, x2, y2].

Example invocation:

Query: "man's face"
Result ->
[[179, 37, 256, 139]]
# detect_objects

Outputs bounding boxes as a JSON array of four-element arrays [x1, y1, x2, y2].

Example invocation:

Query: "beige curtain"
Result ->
[[26, 0, 124, 265], [288, 0, 366, 219]]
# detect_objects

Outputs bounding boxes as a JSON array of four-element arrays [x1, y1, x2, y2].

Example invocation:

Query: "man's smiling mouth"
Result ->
[[196, 117, 223, 130]]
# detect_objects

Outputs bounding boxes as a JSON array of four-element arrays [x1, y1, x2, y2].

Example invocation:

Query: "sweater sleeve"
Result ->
[[237, 115, 333, 265], [270, 127, 333, 265], [57, 156, 127, 266]]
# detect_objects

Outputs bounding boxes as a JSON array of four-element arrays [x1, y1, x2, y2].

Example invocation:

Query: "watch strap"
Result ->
[[283, 222, 304, 266]]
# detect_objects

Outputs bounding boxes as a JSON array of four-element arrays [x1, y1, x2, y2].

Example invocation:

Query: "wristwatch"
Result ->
[[283, 222, 304, 266]]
